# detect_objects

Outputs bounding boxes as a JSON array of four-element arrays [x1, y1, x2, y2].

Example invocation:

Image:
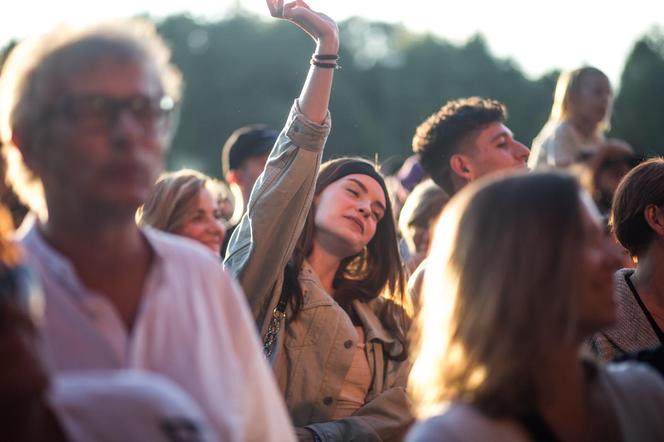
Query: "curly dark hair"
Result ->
[[412, 97, 507, 194]]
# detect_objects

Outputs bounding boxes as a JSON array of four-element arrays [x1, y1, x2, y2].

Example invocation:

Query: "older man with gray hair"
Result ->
[[0, 19, 294, 442]]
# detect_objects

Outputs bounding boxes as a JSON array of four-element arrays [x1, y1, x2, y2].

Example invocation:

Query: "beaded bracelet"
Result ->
[[310, 59, 341, 70], [310, 53, 342, 70]]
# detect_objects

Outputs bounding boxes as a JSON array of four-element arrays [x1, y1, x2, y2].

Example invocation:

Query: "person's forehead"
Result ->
[[581, 72, 610, 89], [340, 174, 386, 204], [474, 121, 512, 146], [61, 57, 162, 97]]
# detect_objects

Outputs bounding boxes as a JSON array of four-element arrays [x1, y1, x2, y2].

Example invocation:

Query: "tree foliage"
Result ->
[[611, 27, 664, 155], [2, 15, 663, 178], [156, 13, 559, 176]]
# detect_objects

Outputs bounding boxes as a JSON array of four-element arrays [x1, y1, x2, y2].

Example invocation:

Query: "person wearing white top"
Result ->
[[528, 67, 613, 169], [0, 222, 215, 442], [0, 12, 297, 442]]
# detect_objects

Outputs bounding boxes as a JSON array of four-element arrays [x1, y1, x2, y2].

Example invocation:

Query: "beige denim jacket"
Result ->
[[225, 102, 412, 441]]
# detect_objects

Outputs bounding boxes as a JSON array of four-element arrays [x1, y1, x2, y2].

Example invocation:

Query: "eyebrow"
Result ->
[[348, 178, 386, 212]]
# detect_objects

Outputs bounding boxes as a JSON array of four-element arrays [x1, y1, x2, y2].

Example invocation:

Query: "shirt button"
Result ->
[[323, 397, 333, 406], [293, 125, 300, 133], [344, 340, 353, 349]]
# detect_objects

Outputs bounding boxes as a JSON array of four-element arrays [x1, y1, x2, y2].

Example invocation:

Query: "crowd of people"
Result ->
[[0, 0, 663, 441]]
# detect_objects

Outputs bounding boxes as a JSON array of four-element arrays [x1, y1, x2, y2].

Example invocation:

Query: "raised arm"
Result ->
[[267, 0, 339, 123], [225, 1, 337, 328]]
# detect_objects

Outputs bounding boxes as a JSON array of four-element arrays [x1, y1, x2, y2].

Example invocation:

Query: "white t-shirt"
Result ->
[[407, 362, 664, 442], [19, 219, 295, 442], [529, 120, 604, 169], [51, 371, 217, 442]]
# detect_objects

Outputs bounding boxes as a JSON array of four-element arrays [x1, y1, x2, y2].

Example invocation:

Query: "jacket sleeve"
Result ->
[[304, 386, 413, 442], [224, 100, 331, 327]]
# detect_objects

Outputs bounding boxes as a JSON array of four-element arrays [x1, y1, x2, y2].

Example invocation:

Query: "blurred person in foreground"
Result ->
[[220, 124, 277, 255], [591, 159, 664, 361], [138, 169, 229, 256], [0, 13, 294, 442], [529, 66, 613, 169], [0, 206, 217, 442], [407, 171, 664, 442]]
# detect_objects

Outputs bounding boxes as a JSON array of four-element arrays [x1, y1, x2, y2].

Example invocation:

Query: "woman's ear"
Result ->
[[643, 204, 664, 237]]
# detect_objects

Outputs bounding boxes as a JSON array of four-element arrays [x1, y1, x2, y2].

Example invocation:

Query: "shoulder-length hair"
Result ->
[[548, 66, 612, 131], [611, 157, 664, 257], [137, 169, 229, 233], [282, 157, 409, 360], [409, 171, 585, 419]]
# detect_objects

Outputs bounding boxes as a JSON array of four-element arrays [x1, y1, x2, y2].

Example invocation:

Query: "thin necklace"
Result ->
[[626, 272, 664, 344]]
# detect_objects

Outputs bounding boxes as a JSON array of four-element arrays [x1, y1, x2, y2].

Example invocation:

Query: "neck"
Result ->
[[308, 243, 342, 295], [0, 399, 67, 442], [534, 342, 590, 438], [633, 246, 664, 307], [569, 115, 598, 139], [42, 208, 145, 268]]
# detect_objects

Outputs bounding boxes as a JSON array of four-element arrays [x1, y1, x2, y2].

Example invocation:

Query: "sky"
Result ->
[[2, 1, 663, 88]]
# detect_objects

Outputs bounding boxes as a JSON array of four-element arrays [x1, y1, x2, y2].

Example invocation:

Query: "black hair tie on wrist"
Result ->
[[313, 53, 339, 60]]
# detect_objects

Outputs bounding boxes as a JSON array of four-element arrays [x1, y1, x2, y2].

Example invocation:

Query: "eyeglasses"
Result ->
[[45, 94, 175, 132]]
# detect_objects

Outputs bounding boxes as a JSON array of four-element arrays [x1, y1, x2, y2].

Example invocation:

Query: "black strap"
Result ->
[[624, 272, 664, 344], [517, 412, 559, 442]]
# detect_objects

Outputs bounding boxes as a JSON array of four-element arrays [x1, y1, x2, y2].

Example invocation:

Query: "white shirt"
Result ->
[[528, 120, 604, 169], [19, 219, 296, 442], [51, 371, 217, 442]]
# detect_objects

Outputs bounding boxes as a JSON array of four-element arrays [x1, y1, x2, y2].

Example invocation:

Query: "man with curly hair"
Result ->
[[413, 97, 529, 196], [408, 97, 529, 305]]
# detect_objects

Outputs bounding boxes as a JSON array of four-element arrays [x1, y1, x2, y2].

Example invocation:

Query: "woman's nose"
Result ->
[[208, 219, 226, 236]]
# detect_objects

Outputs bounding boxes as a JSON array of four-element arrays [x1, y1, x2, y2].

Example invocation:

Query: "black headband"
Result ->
[[331, 161, 390, 206]]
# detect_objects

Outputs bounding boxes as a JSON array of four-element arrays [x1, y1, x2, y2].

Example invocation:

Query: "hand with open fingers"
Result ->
[[266, 0, 339, 52]]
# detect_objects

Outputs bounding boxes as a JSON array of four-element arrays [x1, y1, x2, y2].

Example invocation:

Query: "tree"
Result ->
[[612, 28, 664, 155]]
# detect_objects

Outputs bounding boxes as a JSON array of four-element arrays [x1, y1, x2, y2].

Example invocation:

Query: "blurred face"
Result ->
[[175, 187, 226, 255], [463, 122, 529, 180], [574, 73, 612, 125], [595, 155, 636, 202], [30, 57, 170, 217], [237, 154, 269, 204], [576, 195, 623, 335], [314, 173, 386, 258]]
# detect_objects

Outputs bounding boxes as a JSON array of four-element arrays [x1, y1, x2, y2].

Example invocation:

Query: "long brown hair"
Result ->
[[410, 171, 586, 418], [282, 157, 409, 359]]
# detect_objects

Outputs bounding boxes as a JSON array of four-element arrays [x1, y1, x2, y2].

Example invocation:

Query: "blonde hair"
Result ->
[[409, 171, 585, 419], [137, 169, 230, 233], [548, 66, 611, 130], [0, 19, 182, 217]]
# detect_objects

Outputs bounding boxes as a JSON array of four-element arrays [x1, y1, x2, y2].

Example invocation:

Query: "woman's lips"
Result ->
[[344, 215, 364, 234]]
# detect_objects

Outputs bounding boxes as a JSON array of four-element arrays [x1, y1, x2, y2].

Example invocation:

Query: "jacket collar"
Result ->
[[300, 260, 399, 346], [353, 299, 396, 345]]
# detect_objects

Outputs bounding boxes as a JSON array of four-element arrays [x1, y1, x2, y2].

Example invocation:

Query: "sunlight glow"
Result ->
[[1, 1, 662, 87]]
